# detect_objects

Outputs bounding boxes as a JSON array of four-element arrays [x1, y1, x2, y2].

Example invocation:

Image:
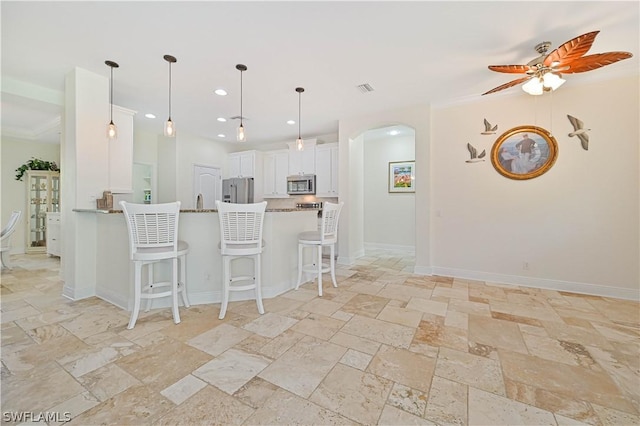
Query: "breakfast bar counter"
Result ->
[[74, 208, 319, 311]]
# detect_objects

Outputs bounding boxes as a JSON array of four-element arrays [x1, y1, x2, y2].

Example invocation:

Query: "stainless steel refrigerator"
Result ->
[[222, 177, 254, 204]]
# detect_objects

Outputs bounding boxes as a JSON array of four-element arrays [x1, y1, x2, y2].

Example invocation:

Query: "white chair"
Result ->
[[120, 201, 190, 329], [1, 211, 22, 269], [296, 202, 344, 296], [215, 200, 267, 319]]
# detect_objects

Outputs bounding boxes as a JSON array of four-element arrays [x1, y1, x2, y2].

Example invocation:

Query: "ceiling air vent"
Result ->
[[356, 83, 374, 93], [229, 115, 248, 121]]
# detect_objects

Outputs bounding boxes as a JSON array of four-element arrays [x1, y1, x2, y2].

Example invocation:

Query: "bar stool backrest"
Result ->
[[320, 202, 343, 244], [1, 211, 22, 244], [216, 201, 267, 256], [120, 201, 180, 260]]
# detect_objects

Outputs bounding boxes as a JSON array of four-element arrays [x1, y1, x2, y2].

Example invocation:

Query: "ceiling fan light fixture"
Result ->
[[522, 77, 544, 96], [542, 72, 566, 91]]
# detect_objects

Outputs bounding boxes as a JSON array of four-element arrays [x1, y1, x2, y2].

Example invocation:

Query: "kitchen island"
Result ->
[[72, 208, 319, 312]]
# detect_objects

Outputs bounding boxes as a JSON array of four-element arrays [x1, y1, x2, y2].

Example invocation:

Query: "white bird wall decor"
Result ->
[[466, 143, 486, 163], [567, 114, 591, 150], [481, 118, 498, 135]]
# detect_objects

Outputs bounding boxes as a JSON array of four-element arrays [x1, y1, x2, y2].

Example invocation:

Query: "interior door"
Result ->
[[193, 165, 221, 209]]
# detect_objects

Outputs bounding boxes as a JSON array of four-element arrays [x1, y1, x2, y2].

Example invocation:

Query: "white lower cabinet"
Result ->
[[263, 150, 290, 198], [46, 212, 61, 257]]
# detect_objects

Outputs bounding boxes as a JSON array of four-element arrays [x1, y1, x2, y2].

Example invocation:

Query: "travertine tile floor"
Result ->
[[1, 251, 639, 425]]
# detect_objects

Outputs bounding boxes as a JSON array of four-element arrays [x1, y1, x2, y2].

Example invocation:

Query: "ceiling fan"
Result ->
[[482, 30, 633, 96]]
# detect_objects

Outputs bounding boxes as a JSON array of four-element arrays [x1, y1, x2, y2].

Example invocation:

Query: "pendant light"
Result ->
[[164, 55, 177, 137], [105, 60, 119, 139], [236, 64, 247, 142], [295, 87, 305, 151]]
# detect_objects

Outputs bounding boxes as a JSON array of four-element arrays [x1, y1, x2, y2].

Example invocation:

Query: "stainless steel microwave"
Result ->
[[287, 174, 316, 195]]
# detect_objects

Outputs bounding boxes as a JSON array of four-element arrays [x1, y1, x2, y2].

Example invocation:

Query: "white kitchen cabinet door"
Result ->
[[315, 143, 338, 197], [229, 151, 256, 178], [263, 150, 290, 198], [46, 212, 61, 257], [287, 139, 316, 175]]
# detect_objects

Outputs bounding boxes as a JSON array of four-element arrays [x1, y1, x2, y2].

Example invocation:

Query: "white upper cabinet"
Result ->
[[263, 149, 290, 198], [229, 150, 257, 178], [287, 138, 316, 176], [315, 142, 338, 197]]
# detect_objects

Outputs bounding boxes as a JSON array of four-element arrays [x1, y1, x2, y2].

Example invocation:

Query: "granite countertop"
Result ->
[[74, 208, 319, 214]]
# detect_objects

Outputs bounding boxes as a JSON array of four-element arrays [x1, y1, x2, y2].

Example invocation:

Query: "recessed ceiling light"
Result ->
[[217, 117, 227, 122], [388, 130, 400, 136], [214, 89, 227, 96], [218, 134, 226, 138], [287, 120, 295, 125], [144, 113, 156, 119]]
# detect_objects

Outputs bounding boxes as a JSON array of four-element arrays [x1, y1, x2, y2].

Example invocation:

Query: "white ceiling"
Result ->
[[2, 1, 638, 145]]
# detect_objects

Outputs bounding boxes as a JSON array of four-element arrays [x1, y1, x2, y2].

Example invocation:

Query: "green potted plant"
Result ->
[[15, 158, 60, 181]]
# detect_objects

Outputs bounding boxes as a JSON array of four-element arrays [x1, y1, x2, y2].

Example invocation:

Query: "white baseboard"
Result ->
[[364, 242, 415, 252], [62, 284, 95, 301], [96, 279, 298, 311], [414, 266, 639, 301]]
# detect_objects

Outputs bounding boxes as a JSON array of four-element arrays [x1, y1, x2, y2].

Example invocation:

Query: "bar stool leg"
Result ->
[[255, 254, 264, 314], [330, 244, 337, 288], [180, 254, 190, 307], [295, 243, 303, 290], [145, 263, 153, 312], [317, 244, 323, 297], [128, 262, 143, 329], [219, 256, 231, 319], [171, 257, 181, 324]]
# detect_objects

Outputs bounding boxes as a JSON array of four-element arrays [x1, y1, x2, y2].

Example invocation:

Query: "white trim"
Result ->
[[364, 242, 415, 252], [62, 284, 95, 301], [422, 267, 640, 301]]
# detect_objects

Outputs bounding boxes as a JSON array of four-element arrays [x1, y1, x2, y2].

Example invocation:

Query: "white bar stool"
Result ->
[[1, 210, 22, 269], [120, 201, 190, 329], [296, 202, 344, 296], [215, 200, 267, 319]]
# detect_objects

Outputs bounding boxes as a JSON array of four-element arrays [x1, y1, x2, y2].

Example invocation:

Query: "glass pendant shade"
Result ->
[[237, 123, 246, 142], [107, 120, 118, 139], [105, 60, 119, 140], [164, 55, 177, 138], [296, 137, 304, 151], [164, 118, 175, 137]]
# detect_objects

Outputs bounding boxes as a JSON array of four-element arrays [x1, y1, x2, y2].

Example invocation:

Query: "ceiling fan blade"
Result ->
[[543, 31, 600, 67], [562, 52, 633, 73], [488, 65, 531, 74], [482, 76, 531, 95]]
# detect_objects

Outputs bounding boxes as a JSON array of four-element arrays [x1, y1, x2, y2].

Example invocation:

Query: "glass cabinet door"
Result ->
[[26, 171, 60, 253], [50, 175, 60, 213]]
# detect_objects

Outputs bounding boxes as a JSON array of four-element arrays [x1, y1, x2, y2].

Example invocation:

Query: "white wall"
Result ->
[[0, 138, 60, 253], [363, 130, 415, 249], [176, 133, 230, 209], [431, 74, 639, 299], [338, 104, 431, 266]]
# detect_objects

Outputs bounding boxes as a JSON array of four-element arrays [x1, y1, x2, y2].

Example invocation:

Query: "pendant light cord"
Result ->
[[110, 66, 113, 122], [240, 69, 243, 126], [168, 61, 172, 119], [298, 91, 301, 139]]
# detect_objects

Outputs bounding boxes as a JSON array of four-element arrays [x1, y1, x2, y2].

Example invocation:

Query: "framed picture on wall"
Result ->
[[388, 161, 415, 193], [490, 125, 558, 180]]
